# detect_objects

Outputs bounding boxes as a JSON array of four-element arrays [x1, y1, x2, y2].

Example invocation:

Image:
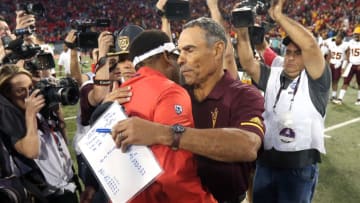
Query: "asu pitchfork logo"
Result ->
[[211, 107, 219, 128]]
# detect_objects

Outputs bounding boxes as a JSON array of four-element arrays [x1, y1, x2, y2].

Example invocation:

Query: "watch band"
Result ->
[[93, 79, 111, 86], [171, 124, 185, 150], [155, 6, 165, 17]]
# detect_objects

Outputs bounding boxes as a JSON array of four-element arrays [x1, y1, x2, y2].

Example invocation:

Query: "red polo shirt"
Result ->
[[121, 67, 216, 203]]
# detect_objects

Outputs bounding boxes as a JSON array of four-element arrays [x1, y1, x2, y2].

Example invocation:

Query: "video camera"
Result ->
[[231, 0, 271, 28], [164, 0, 190, 21], [2, 38, 41, 64], [24, 51, 55, 73], [70, 18, 111, 49], [16, 2, 45, 17], [34, 77, 79, 117]]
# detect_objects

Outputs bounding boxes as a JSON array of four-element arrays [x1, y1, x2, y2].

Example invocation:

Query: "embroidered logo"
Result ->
[[174, 105, 183, 115], [211, 107, 219, 128], [117, 36, 130, 52]]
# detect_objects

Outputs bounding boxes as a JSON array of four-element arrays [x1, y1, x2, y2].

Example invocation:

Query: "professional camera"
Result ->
[[2, 38, 41, 64], [24, 51, 55, 73], [34, 77, 79, 107], [231, 0, 271, 27], [34, 77, 79, 118], [164, 0, 190, 21], [16, 2, 45, 17], [70, 18, 110, 49]]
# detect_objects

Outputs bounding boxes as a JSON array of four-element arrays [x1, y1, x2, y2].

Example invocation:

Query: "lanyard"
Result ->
[[272, 73, 301, 113]]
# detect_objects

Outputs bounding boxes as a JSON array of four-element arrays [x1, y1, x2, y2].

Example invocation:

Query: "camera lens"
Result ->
[[58, 87, 79, 105]]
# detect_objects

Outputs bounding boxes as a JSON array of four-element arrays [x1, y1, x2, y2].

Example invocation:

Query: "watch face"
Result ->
[[173, 124, 185, 133]]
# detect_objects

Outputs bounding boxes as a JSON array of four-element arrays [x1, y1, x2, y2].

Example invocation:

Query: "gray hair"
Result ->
[[183, 17, 227, 48]]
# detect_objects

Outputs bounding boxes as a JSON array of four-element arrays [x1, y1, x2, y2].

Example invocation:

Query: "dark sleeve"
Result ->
[[307, 64, 331, 117], [257, 63, 271, 92], [0, 103, 26, 147], [231, 84, 265, 139], [79, 83, 96, 126]]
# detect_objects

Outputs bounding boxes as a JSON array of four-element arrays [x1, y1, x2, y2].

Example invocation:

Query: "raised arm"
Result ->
[[156, 0, 172, 40], [87, 31, 113, 106], [207, 0, 238, 79], [269, 0, 325, 79], [235, 27, 262, 84]]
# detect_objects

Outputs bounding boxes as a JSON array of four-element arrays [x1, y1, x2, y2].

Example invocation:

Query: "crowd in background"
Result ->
[[1, 0, 359, 43]]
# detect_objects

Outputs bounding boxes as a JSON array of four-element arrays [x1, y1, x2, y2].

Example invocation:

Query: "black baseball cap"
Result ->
[[107, 24, 144, 56]]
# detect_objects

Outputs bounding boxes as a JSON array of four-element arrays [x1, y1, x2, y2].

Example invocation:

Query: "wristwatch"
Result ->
[[95, 56, 108, 72], [155, 6, 165, 17], [171, 124, 185, 150]]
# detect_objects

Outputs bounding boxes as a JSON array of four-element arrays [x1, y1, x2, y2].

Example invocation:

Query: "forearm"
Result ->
[[236, 28, 260, 82], [156, 125, 261, 162], [275, 14, 317, 52], [89, 62, 110, 105], [15, 113, 40, 159], [161, 17, 172, 40], [70, 49, 83, 86]]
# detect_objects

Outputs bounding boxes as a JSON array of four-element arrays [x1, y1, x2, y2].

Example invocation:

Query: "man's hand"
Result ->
[[98, 31, 114, 58], [15, 10, 35, 30], [64, 30, 77, 49], [111, 117, 169, 152], [156, 0, 167, 11], [102, 86, 132, 104], [268, 0, 285, 22]]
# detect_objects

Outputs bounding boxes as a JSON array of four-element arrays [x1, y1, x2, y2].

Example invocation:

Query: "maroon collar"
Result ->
[[206, 70, 235, 100]]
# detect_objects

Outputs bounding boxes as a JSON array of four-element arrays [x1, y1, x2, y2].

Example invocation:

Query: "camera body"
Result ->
[[164, 0, 190, 21], [16, 3, 45, 17], [231, 0, 271, 28], [70, 19, 111, 49], [2, 38, 41, 64], [34, 77, 79, 107], [34, 77, 79, 117], [24, 51, 55, 73]]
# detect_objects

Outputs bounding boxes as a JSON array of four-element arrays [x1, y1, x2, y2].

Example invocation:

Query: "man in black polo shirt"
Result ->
[[111, 17, 265, 203]]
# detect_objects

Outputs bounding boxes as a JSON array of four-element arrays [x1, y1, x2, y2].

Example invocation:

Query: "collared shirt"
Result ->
[[121, 66, 216, 203], [187, 71, 265, 201]]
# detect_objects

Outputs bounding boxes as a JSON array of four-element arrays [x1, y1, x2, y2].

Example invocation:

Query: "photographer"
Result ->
[[235, 0, 330, 202], [0, 64, 80, 203]]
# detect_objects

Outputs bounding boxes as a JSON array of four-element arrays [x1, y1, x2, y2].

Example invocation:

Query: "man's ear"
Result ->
[[213, 40, 226, 59]]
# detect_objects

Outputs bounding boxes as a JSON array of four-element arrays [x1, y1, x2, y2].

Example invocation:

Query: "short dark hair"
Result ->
[[129, 30, 170, 69]]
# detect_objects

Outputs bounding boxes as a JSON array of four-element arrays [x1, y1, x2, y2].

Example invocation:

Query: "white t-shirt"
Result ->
[[58, 49, 71, 75]]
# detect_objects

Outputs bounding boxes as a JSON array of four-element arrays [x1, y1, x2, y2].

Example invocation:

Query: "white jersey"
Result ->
[[318, 37, 330, 56], [327, 40, 349, 68], [348, 39, 360, 65]]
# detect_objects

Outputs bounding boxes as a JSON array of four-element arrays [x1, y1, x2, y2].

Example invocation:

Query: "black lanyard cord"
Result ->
[[272, 73, 301, 112]]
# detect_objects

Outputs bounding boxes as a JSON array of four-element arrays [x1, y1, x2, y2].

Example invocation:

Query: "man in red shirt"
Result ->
[[117, 30, 216, 203]]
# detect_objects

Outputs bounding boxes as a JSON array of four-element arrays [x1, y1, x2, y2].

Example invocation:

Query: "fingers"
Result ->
[[16, 11, 36, 30], [65, 30, 77, 44], [103, 86, 132, 104], [98, 31, 114, 57]]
